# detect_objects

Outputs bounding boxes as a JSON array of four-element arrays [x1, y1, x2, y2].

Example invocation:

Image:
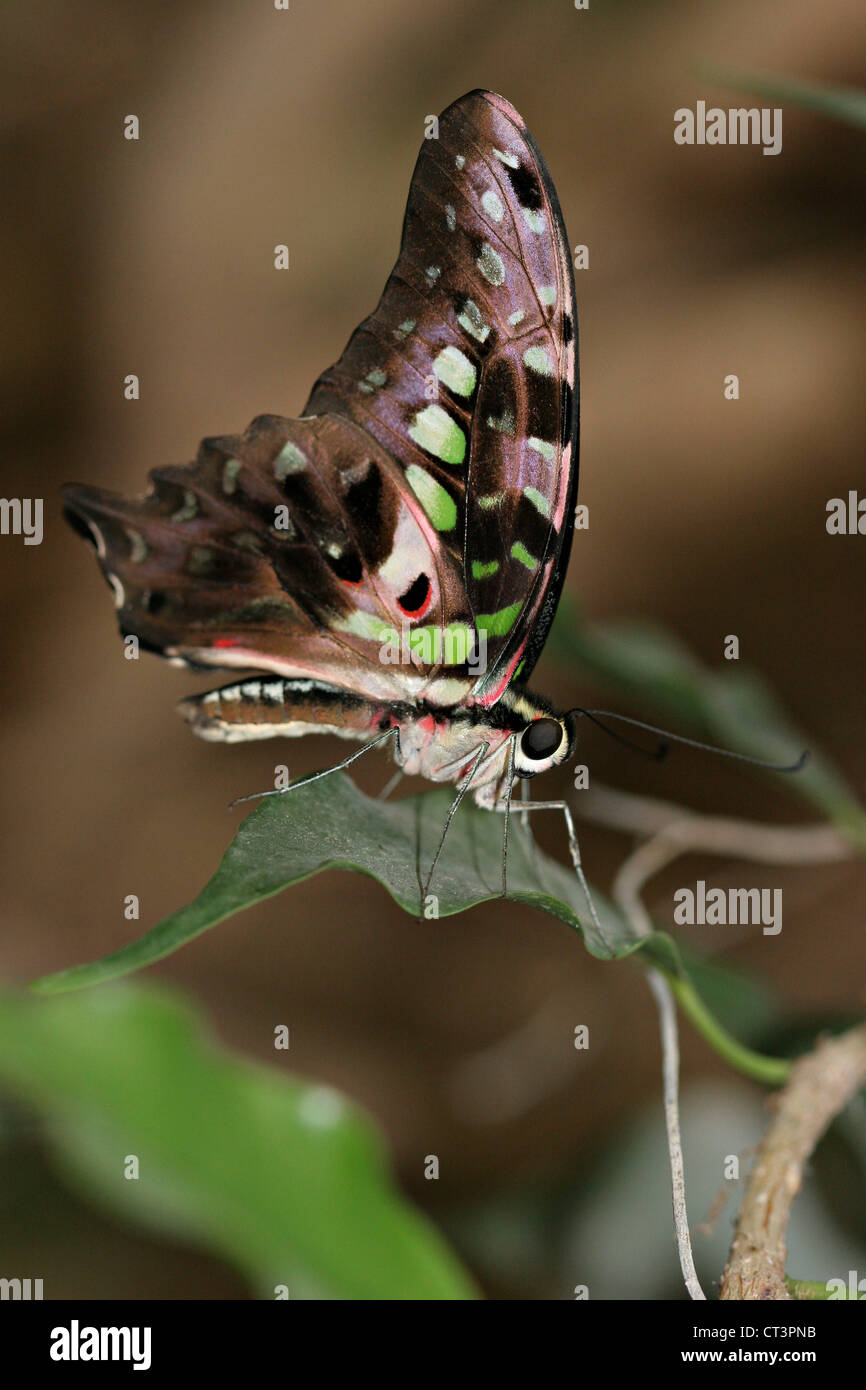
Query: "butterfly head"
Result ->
[[497, 689, 575, 780]]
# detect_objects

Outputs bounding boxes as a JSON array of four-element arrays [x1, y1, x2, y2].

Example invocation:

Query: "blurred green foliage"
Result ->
[[700, 68, 866, 132], [0, 984, 475, 1299]]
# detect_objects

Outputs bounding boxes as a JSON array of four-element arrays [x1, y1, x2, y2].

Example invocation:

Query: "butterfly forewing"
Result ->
[[304, 89, 578, 704]]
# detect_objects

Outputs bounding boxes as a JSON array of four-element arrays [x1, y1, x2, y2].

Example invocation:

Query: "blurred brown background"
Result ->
[[1, 0, 865, 1298]]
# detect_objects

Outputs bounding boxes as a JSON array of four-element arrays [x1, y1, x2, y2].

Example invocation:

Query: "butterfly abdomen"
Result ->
[[179, 677, 395, 745]]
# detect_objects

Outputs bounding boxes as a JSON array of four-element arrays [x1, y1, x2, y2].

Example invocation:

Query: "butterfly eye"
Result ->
[[520, 717, 563, 761]]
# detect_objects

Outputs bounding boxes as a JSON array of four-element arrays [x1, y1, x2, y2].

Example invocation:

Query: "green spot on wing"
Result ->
[[404, 623, 476, 665], [406, 466, 457, 532], [471, 559, 500, 579], [409, 405, 466, 466], [524, 487, 550, 517], [510, 541, 538, 571], [527, 437, 555, 461], [335, 611, 394, 643], [476, 601, 522, 637]]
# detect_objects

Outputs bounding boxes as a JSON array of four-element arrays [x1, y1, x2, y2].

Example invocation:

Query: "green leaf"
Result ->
[[550, 607, 866, 850], [0, 983, 475, 1300], [33, 773, 679, 994], [697, 65, 866, 133]]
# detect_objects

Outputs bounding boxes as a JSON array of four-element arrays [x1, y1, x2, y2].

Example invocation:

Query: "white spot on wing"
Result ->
[[88, 521, 106, 559], [487, 410, 515, 435], [522, 345, 554, 376], [222, 458, 242, 495], [378, 506, 433, 592], [477, 243, 505, 286], [274, 442, 307, 480], [433, 345, 476, 397], [458, 300, 490, 343], [481, 189, 504, 222]]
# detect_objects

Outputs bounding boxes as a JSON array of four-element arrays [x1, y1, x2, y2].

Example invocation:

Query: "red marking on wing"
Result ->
[[398, 590, 433, 621]]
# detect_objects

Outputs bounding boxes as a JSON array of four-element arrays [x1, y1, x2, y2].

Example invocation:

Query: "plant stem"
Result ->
[[785, 1278, 846, 1300], [666, 971, 792, 1086], [722, 1024, 866, 1299]]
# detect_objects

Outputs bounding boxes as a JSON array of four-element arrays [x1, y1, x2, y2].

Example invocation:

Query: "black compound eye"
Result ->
[[520, 717, 563, 761]]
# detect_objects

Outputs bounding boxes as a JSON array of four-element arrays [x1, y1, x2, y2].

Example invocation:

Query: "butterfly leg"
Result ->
[[230, 726, 401, 808], [490, 797, 613, 955], [422, 742, 490, 907], [377, 767, 405, 801]]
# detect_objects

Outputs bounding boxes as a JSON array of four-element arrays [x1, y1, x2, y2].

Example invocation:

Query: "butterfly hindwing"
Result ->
[[303, 89, 578, 704], [63, 412, 473, 702]]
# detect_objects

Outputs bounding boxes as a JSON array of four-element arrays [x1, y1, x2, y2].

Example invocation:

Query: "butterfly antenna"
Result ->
[[228, 727, 398, 809], [569, 708, 809, 774], [571, 708, 670, 760], [422, 742, 489, 905]]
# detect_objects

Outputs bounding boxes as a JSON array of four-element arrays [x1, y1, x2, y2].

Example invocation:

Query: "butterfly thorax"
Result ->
[[392, 684, 571, 801]]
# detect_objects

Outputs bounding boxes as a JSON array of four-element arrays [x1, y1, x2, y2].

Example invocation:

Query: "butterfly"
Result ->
[[63, 89, 602, 915]]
